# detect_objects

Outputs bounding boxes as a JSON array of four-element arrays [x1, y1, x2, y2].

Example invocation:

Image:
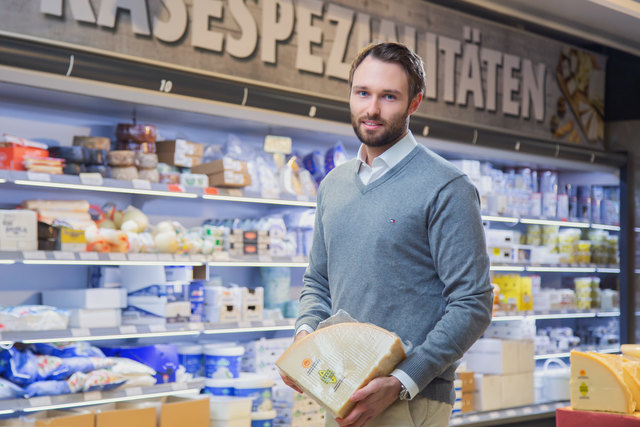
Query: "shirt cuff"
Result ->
[[391, 369, 419, 400], [295, 324, 315, 336]]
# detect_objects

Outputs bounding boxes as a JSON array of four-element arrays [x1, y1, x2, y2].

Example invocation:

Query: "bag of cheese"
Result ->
[[276, 319, 406, 418]]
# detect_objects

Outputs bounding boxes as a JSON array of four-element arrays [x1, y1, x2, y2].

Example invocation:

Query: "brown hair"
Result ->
[[349, 42, 426, 101]]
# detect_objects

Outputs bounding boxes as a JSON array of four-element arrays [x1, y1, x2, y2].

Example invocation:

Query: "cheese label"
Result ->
[[319, 369, 337, 384], [579, 381, 588, 397]]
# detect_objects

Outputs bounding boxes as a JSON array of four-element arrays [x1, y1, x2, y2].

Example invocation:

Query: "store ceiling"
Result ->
[[448, 0, 640, 57]]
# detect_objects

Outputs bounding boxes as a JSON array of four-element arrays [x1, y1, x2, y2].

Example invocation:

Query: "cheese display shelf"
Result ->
[[0, 379, 204, 416], [0, 170, 317, 208], [0, 51, 630, 426], [490, 264, 620, 273], [450, 401, 569, 426], [0, 319, 295, 346], [0, 250, 308, 268], [534, 346, 619, 360]]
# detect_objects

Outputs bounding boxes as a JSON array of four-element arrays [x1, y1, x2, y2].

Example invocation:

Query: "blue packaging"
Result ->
[[176, 343, 203, 377], [324, 142, 348, 175], [302, 150, 325, 183], [189, 280, 205, 322], [100, 344, 178, 384], [234, 373, 274, 412], [203, 344, 244, 379], [251, 410, 277, 427], [203, 377, 235, 396]]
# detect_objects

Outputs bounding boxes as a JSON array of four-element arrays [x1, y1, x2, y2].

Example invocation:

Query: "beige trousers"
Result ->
[[324, 396, 452, 427]]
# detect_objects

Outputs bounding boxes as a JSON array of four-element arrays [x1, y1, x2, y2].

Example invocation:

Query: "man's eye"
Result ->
[[357, 91, 368, 96], [384, 94, 396, 100]]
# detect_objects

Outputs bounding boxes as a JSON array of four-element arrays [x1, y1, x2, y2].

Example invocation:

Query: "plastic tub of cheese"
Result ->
[[276, 322, 406, 418], [176, 343, 203, 377], [233, 373, 274, 412], [250, 410, 277, 427], [204, 344, 245, 379], [204, 378, 236, 396]]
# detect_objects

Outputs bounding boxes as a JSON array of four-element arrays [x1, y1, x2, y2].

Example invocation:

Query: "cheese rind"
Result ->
[[276, 322, 406, 418], [570, 350, 635, 414]]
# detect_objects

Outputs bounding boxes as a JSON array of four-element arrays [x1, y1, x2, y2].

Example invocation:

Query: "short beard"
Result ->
[[351, 111, 409, 148]]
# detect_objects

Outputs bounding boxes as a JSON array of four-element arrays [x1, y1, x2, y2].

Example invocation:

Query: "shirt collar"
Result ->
[[356, 131, 418, 169]]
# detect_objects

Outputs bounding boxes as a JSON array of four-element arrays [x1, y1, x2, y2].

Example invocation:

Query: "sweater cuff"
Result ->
[[391, 369, 419, 400]]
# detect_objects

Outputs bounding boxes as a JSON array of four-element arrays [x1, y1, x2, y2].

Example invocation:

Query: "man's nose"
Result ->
[[365, 97, 380, 117]]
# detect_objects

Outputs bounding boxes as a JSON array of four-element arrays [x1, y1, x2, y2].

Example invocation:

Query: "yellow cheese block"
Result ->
[[594, 353, 640, 409], [276, 322, 406, 418], [621, 344, 640, 362], [570, 350, 635, 414]]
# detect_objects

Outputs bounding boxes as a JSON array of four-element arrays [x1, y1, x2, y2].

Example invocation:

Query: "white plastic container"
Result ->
[[210, 418, 251, 427], [204, 378, 236, 396], [204, 344, 245, 378], [233, 373, 274, 412], [250, 410, 277, 427], [540, 358, 570, 401], [176, 343, 203, 377], [209, 395, 253, 420]]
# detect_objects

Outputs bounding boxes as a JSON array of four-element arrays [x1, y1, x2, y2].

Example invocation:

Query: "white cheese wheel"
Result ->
[[570, 350, 635, 414], [276, 322, 405, 418]]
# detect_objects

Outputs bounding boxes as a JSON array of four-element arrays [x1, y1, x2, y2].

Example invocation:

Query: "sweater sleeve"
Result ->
[[295, 188, 332, 332], [397, 174, 493, 391]]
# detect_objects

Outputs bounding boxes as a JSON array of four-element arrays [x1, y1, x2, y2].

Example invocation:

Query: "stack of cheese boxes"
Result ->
[[203, 286, 264, 323], [464, 338, 535, 411], [228, 229, 270, 256], [242, 338, 325, 427]]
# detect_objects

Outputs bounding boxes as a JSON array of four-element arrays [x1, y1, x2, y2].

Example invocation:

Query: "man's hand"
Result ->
[[279, 330, 309, 393], [335, 376, 403, 427]]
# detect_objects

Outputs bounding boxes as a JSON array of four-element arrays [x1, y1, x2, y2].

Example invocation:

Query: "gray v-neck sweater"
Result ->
[[297, 144, 493, 404]]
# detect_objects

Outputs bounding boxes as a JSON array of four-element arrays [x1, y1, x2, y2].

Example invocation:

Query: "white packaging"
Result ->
[[68, 308, 122, 328], [209, 395, 253, 420], [127, 295, 191, 320], [119, 265, 166, 293], [242, 287, 264, 321], [465, 339, 534, 375], [484, 229, 518, 246], [0, 209, 37, 251], [42, 288, 127, 309], [209, 418, 250, 427]]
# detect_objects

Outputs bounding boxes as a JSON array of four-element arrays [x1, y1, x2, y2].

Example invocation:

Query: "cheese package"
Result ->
[[276, 322, 405, 418], [570, 350, 635, 414]]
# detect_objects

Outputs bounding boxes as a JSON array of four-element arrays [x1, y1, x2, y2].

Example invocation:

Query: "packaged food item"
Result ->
[[136, 152, 158, 169], [116, 123, 157, 143], [324, 142, 348, 175], [110, 165, 139, 181], [73, 135, 111, 151], [138, 167, 159, 183], [49, 146, 87, 163], [107, 150, 136, 167]]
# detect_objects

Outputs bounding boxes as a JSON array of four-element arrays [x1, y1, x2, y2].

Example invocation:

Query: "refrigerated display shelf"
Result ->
[[534, 346, 619, 360], [450, 401, 568, 426], [0, 319, 295, 345], [492, 310, 620, 322], [0, 171, 317, 207], [0, 251, 308, 267], [0, 379, 204, 415], [481, 214, 620, 231], [490, 264, 619, 273]]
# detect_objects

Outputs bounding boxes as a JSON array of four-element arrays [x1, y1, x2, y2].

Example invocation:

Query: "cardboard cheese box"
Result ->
[[155, 139, 205, 158], [157, 151, 202, 168], [464, 339, 534, 375], [191, 158, 248, 176], [0, 209, 37, 251], [42, 288, 127, 309], [94, 406, 155, 427], [0, 410, 94, 427], [207, 170, 251, 188], [159, 395, 210, 427]]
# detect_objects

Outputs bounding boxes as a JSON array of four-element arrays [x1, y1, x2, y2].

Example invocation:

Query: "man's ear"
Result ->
[[408, 93, 423, 116]]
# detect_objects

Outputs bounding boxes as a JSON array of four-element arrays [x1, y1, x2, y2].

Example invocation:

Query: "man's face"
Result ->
[[349, 56, 417, 147]]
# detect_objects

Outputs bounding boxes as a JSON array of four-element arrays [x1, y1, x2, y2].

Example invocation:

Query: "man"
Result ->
[[281, 42, 493, 427]]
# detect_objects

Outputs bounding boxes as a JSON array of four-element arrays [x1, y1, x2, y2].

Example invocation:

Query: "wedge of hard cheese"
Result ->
[[276, 322, 406, 418], [570, 350, 635, 414]]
